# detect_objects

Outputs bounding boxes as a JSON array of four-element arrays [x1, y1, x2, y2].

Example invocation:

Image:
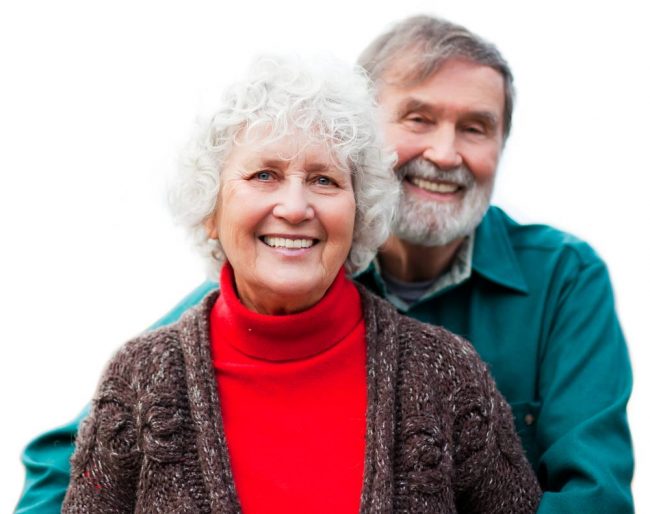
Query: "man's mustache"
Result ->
[[396, 158, 474, 189]]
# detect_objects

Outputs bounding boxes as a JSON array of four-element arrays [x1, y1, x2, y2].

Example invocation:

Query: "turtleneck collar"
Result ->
[[211, 262, 362, 362]]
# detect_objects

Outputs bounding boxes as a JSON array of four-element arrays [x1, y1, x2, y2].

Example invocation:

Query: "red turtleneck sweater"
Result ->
[[210, 264, 367, 513]]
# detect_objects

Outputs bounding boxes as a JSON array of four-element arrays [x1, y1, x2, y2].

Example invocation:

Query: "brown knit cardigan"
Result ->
[[62, 287, 541, 513]]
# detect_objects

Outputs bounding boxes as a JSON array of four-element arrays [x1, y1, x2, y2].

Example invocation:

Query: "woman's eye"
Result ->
[[315, 176, 334, 186], [254, 171, 274, 181]]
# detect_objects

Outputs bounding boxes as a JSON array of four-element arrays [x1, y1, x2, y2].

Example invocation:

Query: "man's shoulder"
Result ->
[[150, 280, 219, 329], [484, 206, 605, 269]]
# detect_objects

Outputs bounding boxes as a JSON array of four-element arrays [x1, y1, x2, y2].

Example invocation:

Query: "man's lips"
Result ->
[[260, 236, 318, 249], [407, 176, 464, 194]]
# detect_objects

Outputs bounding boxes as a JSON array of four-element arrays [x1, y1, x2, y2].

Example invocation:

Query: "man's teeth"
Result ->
[[263, 236, 315, 249], [411, 177, 461, 193]]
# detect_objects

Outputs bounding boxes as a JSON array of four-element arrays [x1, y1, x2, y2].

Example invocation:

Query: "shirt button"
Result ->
[[524, 413, 535, 426]]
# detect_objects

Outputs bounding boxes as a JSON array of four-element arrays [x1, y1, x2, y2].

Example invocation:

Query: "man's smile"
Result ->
[[407, 176, 463, 194]]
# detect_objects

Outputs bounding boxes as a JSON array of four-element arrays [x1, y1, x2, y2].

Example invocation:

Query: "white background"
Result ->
[[2, 1, 648, 511]]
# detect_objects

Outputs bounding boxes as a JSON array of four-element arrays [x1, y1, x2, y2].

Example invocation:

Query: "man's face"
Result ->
[[378, 58, 506, 246]]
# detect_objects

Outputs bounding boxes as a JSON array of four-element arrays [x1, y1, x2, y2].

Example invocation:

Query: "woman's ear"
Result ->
[[203, 214, 219, 240]]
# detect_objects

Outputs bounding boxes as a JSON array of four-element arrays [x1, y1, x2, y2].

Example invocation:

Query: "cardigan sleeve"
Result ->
[[62, 344, 142, 513], [450, 335, 542, 514]]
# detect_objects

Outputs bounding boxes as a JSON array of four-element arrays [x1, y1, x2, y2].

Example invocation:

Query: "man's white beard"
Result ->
[[392, 158, 494, 247]]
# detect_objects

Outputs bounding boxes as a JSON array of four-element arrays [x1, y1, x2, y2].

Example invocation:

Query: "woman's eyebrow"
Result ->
[[256, 158, 287, 170], [304, 162, 334, 173]]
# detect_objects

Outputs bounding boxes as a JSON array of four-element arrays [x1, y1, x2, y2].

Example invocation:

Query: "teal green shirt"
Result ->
[[16, 206, 633, 513]]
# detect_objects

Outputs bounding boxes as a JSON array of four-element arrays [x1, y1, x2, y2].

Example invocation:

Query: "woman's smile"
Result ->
[[260, 235, 318, 250]]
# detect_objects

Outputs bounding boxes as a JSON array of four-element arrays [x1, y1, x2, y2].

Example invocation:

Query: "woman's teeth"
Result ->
[[262, 237, 315, 249]]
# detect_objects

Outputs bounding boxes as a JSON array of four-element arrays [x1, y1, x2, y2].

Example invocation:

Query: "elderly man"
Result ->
[[16, 15, 633, 514]]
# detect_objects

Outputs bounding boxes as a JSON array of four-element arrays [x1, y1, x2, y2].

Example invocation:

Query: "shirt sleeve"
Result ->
[[15, 407, 88, 514], [535, 257, 634, 513], [14, 281, 216, 513]]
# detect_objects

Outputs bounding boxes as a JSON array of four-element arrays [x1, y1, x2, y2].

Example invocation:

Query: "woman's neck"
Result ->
[[213, 263, 361, 361]]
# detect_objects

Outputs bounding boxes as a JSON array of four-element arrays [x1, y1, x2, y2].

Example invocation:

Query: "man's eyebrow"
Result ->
[[463, 111, 499, 130], [395, 98, 431, 117]]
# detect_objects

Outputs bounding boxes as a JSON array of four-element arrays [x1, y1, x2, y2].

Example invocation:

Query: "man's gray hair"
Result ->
[[358, 15, 515, 139], [168, 55, 399, 280]]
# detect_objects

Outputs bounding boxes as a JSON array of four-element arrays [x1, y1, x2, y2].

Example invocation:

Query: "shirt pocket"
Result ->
[[509, 400, 541, 471]]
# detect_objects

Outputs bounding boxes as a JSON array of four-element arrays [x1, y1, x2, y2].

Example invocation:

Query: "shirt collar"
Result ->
[[472, 206, 529, 294]]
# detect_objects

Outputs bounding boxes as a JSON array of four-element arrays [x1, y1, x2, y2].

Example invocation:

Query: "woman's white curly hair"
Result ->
[[168, 55, 399, 281]]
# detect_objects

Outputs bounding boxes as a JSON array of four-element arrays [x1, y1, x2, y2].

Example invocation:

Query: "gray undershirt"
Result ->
[[378, 233, 475, 309]]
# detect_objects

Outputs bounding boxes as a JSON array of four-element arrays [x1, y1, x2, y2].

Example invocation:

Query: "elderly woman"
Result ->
[[62, 56, 540, 513]]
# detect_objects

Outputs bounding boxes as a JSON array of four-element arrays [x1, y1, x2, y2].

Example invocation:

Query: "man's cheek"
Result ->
[[468, 150, 500, 182], [394, 138, 427, 168]]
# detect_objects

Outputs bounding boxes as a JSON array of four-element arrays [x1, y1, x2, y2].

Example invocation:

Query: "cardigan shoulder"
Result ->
[[69, 322, 189, 471], [359, 283, 492, 391], [107, 323, 184, 382], [102, 288, 219, 390]]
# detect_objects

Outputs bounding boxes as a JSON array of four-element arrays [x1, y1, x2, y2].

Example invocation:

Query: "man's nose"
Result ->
[[272, 180, 315, 224], [421, 127, 462, 170]]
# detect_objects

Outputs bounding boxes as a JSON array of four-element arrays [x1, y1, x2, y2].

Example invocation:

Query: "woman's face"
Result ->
[[205, 133, 356, 315]]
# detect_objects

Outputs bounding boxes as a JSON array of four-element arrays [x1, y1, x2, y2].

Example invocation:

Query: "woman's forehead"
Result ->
[[232, 129, 348, 170]]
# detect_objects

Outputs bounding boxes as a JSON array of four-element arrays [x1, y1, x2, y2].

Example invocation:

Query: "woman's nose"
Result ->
[[272, 181, 315, 224]]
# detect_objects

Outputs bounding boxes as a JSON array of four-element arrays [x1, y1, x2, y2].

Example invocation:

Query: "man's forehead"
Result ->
[[381, 55, 498, 86], [377, 56, 505, 89], [379, 58, 505, 118]]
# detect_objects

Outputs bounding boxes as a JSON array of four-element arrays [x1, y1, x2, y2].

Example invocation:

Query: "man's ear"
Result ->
[[203, 214, 219, 240]]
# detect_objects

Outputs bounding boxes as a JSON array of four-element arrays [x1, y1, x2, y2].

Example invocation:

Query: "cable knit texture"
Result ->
[[62, 286, 541, 513]]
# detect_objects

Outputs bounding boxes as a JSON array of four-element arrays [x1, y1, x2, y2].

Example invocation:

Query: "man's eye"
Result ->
[[405, 115, 427, 124], [463, 125, 486, 135], [402, 114, 432, 132]]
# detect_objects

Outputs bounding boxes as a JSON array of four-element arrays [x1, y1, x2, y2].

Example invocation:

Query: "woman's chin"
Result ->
[[266, 281, 325, 308], [231, 260, 343, 314], [237, 276, 329, 314]]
